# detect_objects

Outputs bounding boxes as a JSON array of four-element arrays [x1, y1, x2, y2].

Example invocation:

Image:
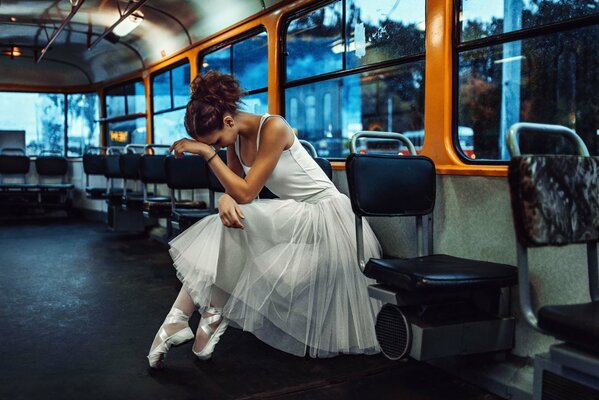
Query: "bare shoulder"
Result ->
[[260, 116, 293, 149]]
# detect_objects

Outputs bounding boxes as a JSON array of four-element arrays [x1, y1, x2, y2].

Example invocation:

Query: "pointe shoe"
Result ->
[[192, 306, 229, 360], [147, 307, 194, 369]]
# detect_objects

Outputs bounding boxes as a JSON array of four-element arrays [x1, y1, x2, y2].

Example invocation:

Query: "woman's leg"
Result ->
[[193, 285, 229, 352], [149, 286, 196, 354]]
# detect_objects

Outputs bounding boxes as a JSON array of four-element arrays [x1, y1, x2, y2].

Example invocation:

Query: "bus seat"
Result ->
[[509, 155, 599, 397], [506, 122, 589, 157], [139, 152, 172, 219], [346, 131, 517, 361], [164, 155, 210, 235], [82, 150, 107, 199], [34, 156, 74, 210]]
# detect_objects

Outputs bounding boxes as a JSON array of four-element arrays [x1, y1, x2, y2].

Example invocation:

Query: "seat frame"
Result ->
[[348, 131, 516, 361]]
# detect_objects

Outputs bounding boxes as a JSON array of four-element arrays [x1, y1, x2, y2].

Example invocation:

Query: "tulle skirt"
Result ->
[[168, 188, 383, 358]]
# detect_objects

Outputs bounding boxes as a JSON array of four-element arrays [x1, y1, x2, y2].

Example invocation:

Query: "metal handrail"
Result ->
[[298, 139, 318, 158], [106, 146, 125, 155], [0, 147, 26, 155], [349, 131, 417, 156], [506, 122, 590, 157], [124, 144, 147, 154]]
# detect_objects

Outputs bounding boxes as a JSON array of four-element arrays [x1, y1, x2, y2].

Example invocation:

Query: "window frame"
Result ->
[[282, 0, 427, 161], [103, 78, 147, 147], [452, 2, 599, 164], [150, 59, 191, 144], [0, 90, 101, 158]]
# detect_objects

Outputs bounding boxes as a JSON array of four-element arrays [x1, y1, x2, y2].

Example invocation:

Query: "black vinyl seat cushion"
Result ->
[[173, 209, 212, 221], [538, 301, 599, 352], [365, 254, 517, 291], [38, 183, 74, 190], [0, 183, 39, 191]]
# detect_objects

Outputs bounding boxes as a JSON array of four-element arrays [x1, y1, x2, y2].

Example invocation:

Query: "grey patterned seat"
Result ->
[[509, 155, 599, 353]]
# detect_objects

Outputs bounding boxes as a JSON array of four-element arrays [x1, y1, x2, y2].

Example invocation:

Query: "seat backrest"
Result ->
[[208, 150, 227, 192], [314, 157, 333, 180], [506, 122, 589, 157], [0, 155, 30, 174], [119, 153, 142, 180], [508, 155, 599, 247], [104, 155, 122, 178], [139, 155, 168, 184], [346, 153, 436, 217], [83, 154, 106, 175], [165, 155, 210, 190], [35, 156, 68, 176]]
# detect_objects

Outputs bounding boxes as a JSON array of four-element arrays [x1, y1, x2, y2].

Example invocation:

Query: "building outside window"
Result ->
[[284, 0, 426, 158], [457, 0, 599, 160]]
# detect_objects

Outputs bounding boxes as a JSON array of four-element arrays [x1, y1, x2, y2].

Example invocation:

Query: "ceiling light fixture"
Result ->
[[10, 17, 17, 22], [3, 46, 22, 58], [112, 11, 144, 37]]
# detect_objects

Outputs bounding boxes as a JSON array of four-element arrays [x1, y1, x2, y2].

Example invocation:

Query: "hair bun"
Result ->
[[184, 70, 245, 139]]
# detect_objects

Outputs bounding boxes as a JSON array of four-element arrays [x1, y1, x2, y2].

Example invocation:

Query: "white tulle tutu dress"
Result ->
[[168, 114, 383, 358]]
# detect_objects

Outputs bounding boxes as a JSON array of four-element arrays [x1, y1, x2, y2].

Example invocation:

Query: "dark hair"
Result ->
[[184, 70, 244, 138]]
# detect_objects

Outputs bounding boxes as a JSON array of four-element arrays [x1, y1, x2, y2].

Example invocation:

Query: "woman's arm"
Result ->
[[169, 118, 289, 204], [209, 118, 289, 203], [226, 143, 244, 178]]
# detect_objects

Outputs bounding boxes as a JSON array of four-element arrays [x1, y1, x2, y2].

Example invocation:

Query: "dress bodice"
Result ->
[[234, 113, 337, 203]]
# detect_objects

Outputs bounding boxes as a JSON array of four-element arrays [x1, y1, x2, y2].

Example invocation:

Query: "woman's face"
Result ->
[[198, 115, 237, 151]]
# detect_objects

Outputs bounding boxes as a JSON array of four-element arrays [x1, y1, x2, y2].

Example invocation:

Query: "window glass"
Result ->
[[152, 63, 190, 144], [127, 81, 146, 115], [67, 93, 100, 157], [240, 92, 268, 114], [152, 72, 171, 112], [286, 2, 343, 81], [457, 25, 599, 159], [346, 0, 426, 68], [0, 92, 65, 156], [233, 31, 268, 91], [154, 109, 186, 145], [202, 46, 231, 75], [461, 0, 599, 42], [172, 63, 190, 108], [105, 87, 125, 118], [107, 118, 146, 147], [285, 61, 425, 158]]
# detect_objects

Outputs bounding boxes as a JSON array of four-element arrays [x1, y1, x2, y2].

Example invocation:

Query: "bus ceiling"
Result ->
[[0, 0, 282, 87]]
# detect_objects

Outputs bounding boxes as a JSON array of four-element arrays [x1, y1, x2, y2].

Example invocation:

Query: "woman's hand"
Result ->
[[217, 193, 245, 229], [169, 138, 213, 159]]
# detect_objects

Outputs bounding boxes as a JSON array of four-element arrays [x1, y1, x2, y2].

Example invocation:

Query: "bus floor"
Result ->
[[0, 218, 504, 400]]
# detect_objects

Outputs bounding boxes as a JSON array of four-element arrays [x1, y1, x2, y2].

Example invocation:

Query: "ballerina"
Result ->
[[147, 70, 382, 369]]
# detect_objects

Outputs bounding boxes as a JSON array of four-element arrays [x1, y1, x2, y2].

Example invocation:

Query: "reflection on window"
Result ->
[[286, 1, 343, 81], [67, 93, 99, 157], [458, 25, 599, 159], [285, 61, 425, 158], [107, 118, 146, 147], [346, 0, 425, 68], [460, 0, 599, 42], [153, 72, 171, 112], [0, 92, 65, 156]]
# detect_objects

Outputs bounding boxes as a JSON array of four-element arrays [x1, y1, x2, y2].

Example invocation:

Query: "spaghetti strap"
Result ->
[[256, 113, 271, 150], [256, 113, 295, 151]]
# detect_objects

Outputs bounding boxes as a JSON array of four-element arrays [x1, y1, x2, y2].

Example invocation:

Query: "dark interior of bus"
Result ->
[[1, 1, 598, 399]]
